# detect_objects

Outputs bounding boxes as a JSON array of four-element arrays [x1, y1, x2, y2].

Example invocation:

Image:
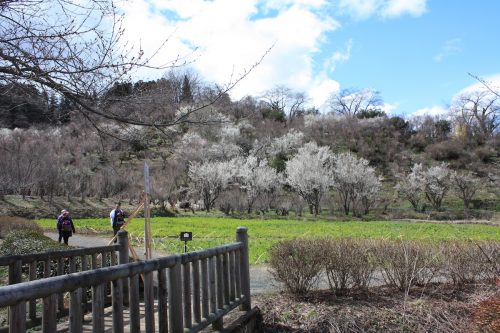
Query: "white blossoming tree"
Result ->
[[251, 130, 305, 172], [285, 142, 333, 216], [395, 163, 425, 212], [267, 130, 305, 157], [332, 152, 381, 215], [188, 160, 237, 211], [422, 163, 451, 210], [238, 155, 281, 213]]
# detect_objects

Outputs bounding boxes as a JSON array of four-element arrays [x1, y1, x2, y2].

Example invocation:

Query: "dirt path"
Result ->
[[44, 232, 276, 294]]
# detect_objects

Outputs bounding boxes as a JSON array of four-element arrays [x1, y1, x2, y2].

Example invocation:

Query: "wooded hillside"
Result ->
[[0, 74, 498, 220]]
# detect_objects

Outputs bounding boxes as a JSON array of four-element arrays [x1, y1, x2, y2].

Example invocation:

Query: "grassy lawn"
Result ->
[[36, 216, 500, 263]]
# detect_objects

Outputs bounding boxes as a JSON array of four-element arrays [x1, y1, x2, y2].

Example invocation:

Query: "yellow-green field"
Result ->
[[37, 217, 500, 263]]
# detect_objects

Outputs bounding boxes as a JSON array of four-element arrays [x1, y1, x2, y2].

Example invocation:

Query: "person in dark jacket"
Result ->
[[56, 209, 67, 243], [110, 202, 126, 242], [59, 210, 75, 245]]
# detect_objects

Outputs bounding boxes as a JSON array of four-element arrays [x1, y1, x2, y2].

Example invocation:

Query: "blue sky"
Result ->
[[119, 0, 500, 116], [326, 0, 500, 115]]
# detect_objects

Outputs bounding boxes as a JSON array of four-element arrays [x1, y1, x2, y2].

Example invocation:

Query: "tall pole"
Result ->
[[144, 162, 152, 260]]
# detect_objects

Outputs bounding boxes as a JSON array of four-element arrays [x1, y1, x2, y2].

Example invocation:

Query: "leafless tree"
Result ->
[[451, 91, 499, 143], [0, 0, 268, 136], [327, 88, 383, 118], [0, 130, 49, 198], [262, 85, 307, 122], [452, 171, 481, 209]]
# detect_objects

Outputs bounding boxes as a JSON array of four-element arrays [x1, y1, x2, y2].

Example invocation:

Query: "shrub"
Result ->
[[426, 140, 464, 161], [349, 239, 378, 291], [443, 241, 499, 287], [475, 145, 497, 163], [269, 238, 498, 296], [376, 240, 442, 291], [474, 241, 500, 283], [150, 206, 176, 217], [323, 238, 377, 295], [0, 230, 64, 256], [442, 241, 484, 286], [268, 239, 324, 294], [0, 216, 42, 238]]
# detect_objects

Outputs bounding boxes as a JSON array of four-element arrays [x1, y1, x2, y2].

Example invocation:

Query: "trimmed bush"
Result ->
[[323, 238, 377, 295], [269, 238, 498, 296], [443, 241, 500, 287], [376, 240, 442, 291], [268, 239, 324, 294]]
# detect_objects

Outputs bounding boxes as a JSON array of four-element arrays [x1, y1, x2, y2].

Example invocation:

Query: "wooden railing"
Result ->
[[0, 235, 125, 332], [0, 227, 251, 332]]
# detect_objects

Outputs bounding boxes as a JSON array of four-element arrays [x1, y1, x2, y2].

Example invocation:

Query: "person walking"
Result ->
[[59, 210, 75, 245], [110, 202, 126, 242], [56, 209, 67, 243]]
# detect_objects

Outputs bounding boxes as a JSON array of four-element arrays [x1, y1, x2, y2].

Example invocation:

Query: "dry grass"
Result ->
[[255, 284, 497, 333], [0, 216, 42, 238]]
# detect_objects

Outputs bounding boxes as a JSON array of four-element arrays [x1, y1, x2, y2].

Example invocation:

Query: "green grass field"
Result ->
[[37, 216, 500, 263]]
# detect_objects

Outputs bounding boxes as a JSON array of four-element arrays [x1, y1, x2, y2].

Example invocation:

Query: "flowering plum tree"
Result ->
[[238, 155, 281, 213], [422, 163, 451, 210], [332, 152, 381, 215], [188, 160, 236, 211], [395, 163, 425, 212], [285, 142, 332, 216]]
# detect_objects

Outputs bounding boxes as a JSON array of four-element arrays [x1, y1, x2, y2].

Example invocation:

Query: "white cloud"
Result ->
[[381, 102, 399, 114], [308, 74, 341, 111], [116, 0, 430, 111], [381, 0, 426, 18], [118, 0, 339, 102], [410, 105, 448, 118], [408, 74, 500, 119], [433, 38, 462, 63], [324, 39, 353, 72], [456, 73, 500, 96], [338, 0, 427, 19]]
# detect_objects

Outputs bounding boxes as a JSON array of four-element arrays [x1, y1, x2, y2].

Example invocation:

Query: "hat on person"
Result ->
[[61, 209, 68, 214]]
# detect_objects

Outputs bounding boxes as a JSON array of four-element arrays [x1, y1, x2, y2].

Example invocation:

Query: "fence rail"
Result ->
[[0, 236, 124, 332], [0, 227, 251, 332]]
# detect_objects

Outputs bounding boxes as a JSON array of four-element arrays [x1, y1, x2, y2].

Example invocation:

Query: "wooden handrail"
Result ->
[[0, 228, 251, 333], [0, 245, 120, 266], [0, 242, 243, 307]]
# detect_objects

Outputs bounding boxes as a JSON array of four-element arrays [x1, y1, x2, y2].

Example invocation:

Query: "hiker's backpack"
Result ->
[[61, 218, 72, 232], [115, 210, 125, 227]]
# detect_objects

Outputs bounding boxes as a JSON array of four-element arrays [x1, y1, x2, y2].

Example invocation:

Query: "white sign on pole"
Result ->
[[144, 161, 150, 194]]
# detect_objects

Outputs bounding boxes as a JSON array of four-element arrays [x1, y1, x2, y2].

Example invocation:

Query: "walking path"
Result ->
[[44, 232, 276, 294]]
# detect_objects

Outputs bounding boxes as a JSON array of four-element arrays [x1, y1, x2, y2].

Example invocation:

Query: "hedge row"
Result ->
[[269, 238, 499, 295]]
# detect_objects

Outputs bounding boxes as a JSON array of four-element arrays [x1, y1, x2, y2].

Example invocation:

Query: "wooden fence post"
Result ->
[[169, 259, 183, 333], [236, 227, 251, 311], [9, 260, 26, 332], [117, 230, 129, 305]]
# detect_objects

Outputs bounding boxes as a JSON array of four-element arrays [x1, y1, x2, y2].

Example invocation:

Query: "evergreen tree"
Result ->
[[180, 75, 193, 104]]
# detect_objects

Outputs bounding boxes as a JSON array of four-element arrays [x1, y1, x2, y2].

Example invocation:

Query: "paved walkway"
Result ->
[[44, 232, 276, 294]]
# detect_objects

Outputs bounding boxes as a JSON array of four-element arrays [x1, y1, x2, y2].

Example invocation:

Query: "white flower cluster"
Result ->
[[396, 163, 451, 211]]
